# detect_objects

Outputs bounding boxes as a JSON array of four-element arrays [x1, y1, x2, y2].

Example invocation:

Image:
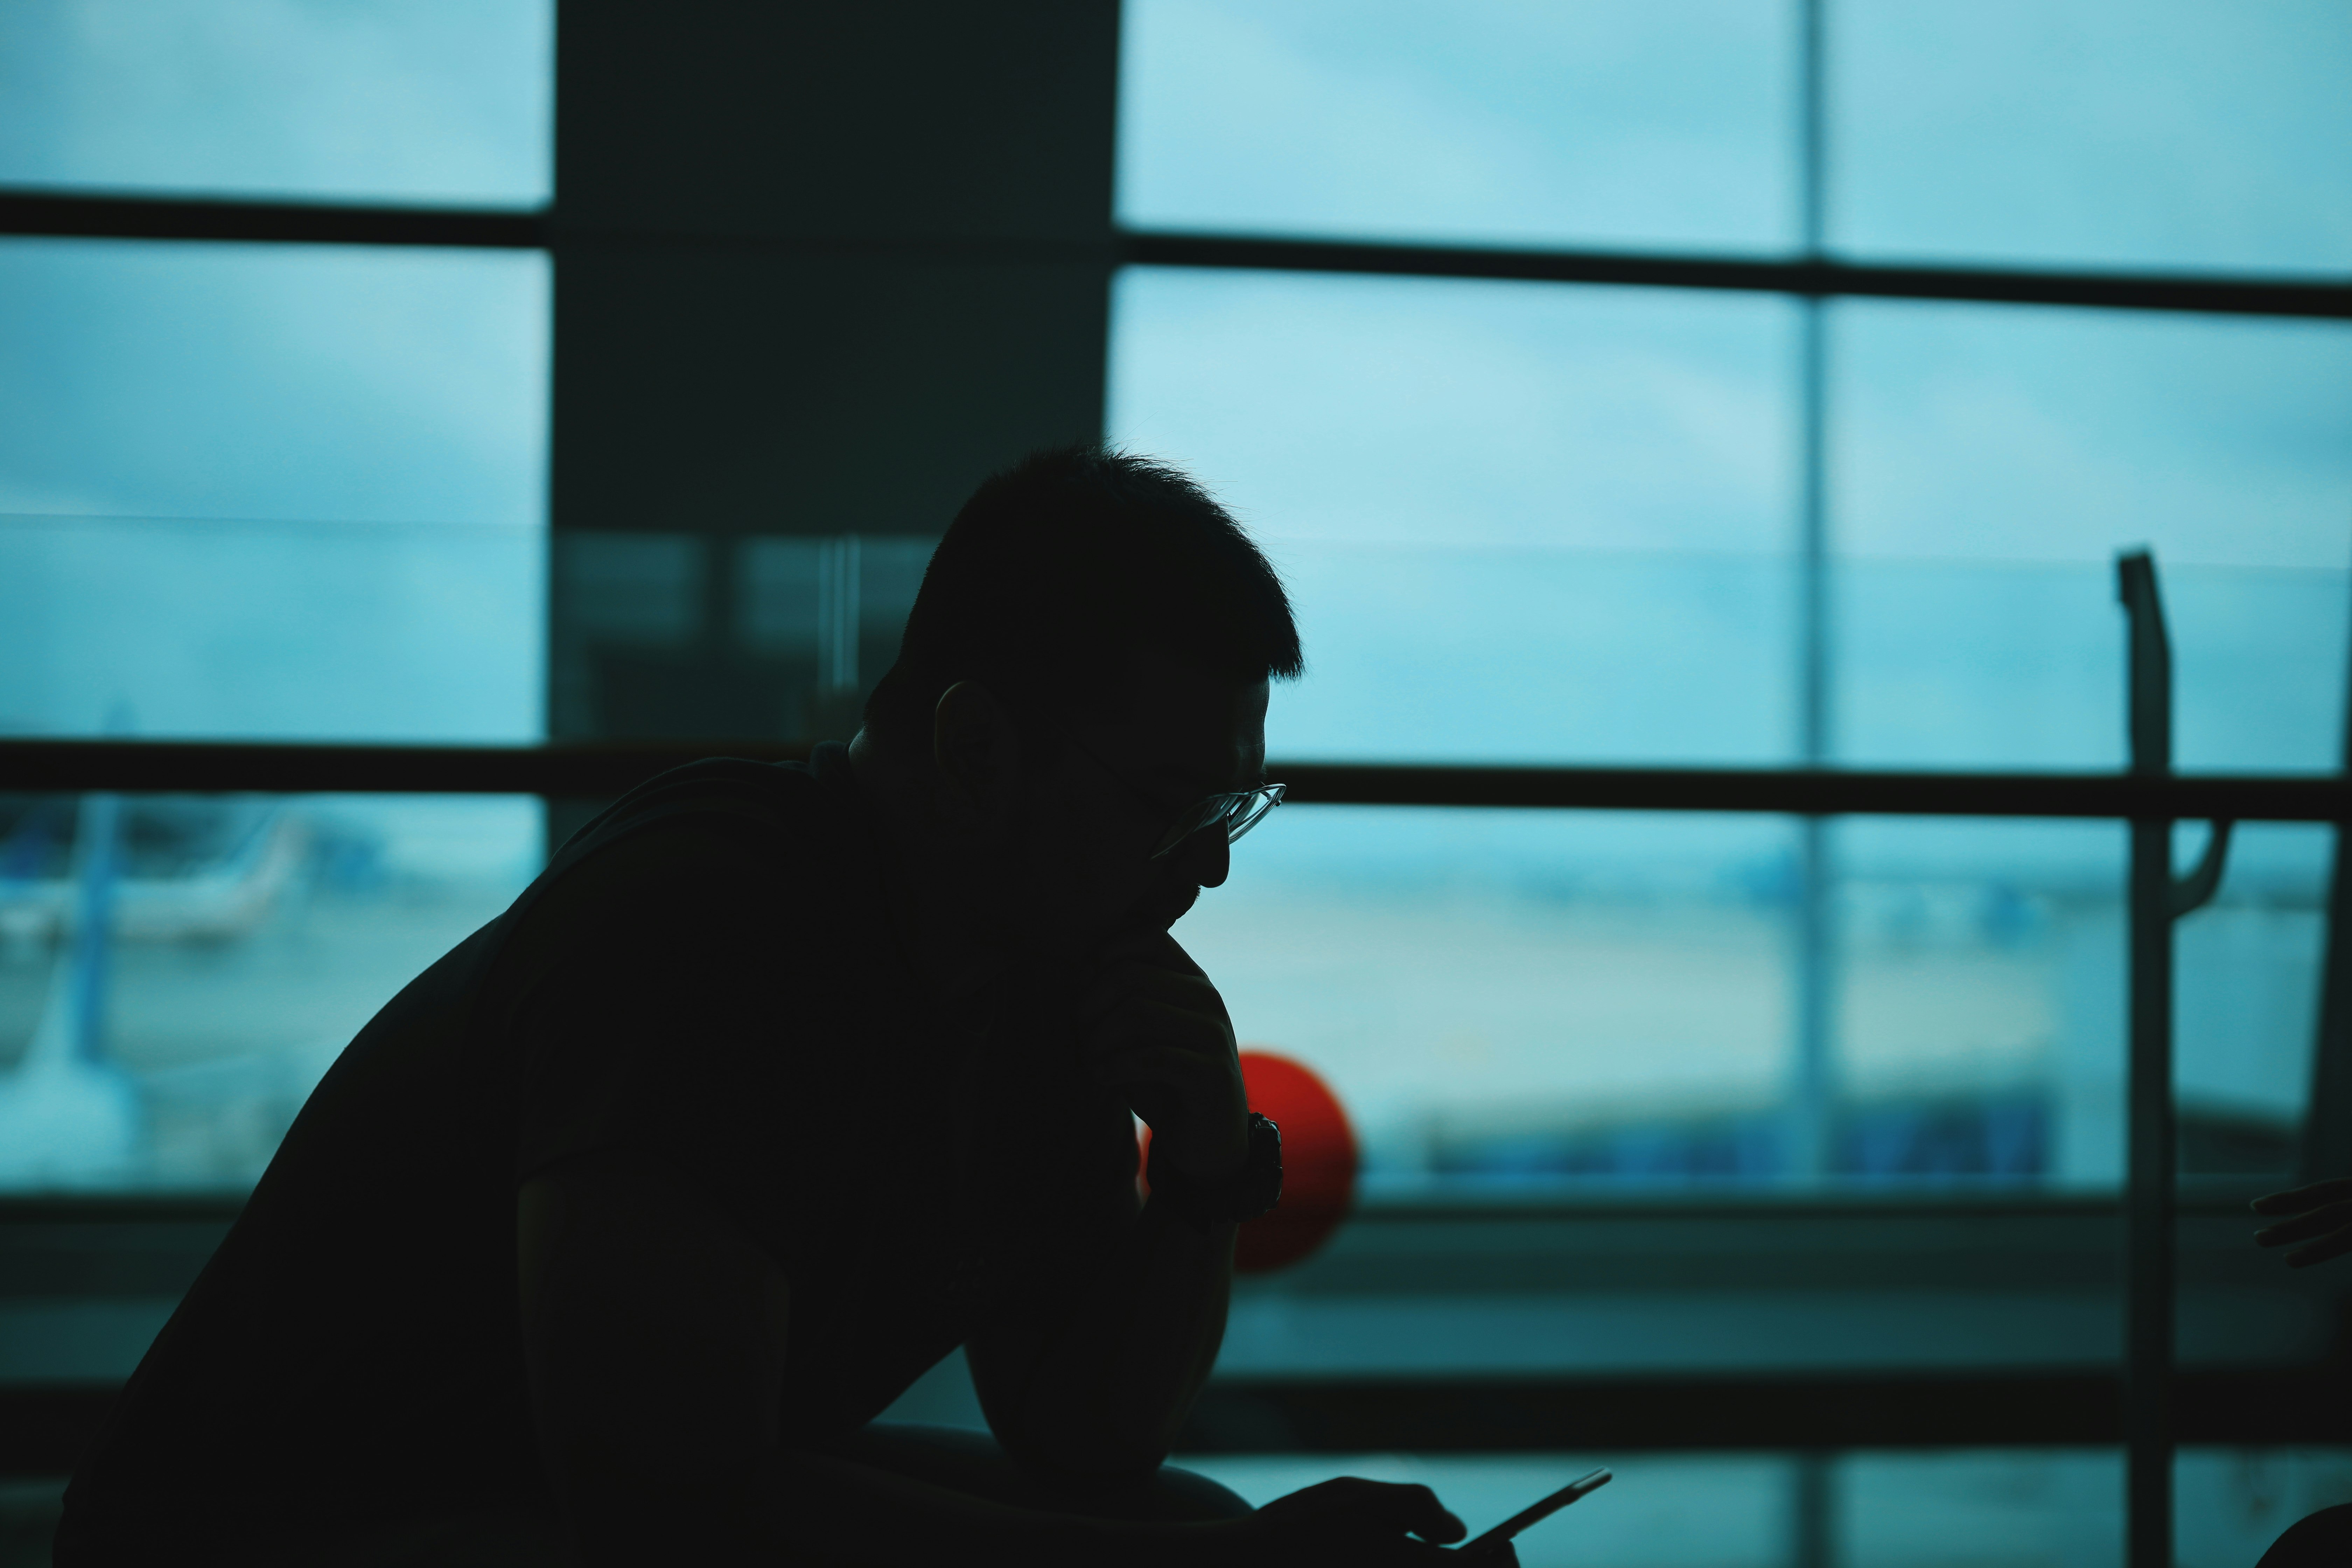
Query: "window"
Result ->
[[0, 4, 554, 1190], [1118, 0, 1797, 253], [6, 5, 2349, 1558], [0, 0, 553, 206], [1116, 0, 2352, 1196], [1830, 0, 2352, 277]]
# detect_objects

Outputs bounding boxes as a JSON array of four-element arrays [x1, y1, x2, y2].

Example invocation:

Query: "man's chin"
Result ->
[[1010, 883, 1200, 975], [1123, 880, 1200, 936]]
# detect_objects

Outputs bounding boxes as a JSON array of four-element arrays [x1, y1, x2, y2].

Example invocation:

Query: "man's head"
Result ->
[[861, 448, 1302, 957]]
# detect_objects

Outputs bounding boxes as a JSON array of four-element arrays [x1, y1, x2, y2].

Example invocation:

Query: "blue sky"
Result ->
[[0, 0, 550, 205], [2, 0, 2347, 772], [1120, 0, 2352, 275]]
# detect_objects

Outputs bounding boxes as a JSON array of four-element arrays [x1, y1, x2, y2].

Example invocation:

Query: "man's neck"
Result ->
[[844, 729, 1003, 1002]]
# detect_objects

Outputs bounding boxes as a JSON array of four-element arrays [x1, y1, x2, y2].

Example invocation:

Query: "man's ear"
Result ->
[[930, 681, 1022, 842]]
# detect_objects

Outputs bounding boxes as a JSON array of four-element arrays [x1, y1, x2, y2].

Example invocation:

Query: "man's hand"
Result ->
[[1083, 932, 1248, 1180], [2254, 1178, 2352, 1268], [1215, 1478, 1508, 1567]]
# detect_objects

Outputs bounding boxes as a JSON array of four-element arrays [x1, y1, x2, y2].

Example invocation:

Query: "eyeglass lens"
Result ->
[[1151, 785, 1284, 859]]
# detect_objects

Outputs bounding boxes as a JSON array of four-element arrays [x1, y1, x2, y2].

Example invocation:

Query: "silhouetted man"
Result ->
[[58, 450, 1492, 1566]]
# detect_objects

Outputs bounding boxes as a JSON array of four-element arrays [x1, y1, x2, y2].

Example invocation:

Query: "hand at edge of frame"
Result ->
[[2252, 1177, 2352, 1268]]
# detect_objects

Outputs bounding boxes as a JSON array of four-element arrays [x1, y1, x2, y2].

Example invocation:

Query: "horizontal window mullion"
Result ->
[[2, 740, 2343, 820], [0, 190, 546, 250], [3, 192, 2344, 321], [1121, 231, 2352, 321]]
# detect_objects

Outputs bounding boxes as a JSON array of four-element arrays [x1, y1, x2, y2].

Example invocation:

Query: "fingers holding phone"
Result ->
[[1456, 1468, 1611, 1559], [1217, 1465, 1609, 1567], [1229, 1476, 1490, 1567]]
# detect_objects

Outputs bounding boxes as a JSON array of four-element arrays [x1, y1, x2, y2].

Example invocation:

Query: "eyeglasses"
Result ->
[[1063, 734, 1286, 860], [1142, 780, 1286, 860]]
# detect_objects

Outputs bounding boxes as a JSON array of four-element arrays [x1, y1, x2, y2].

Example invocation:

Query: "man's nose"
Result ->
[[1174, 824, 1231, 889]]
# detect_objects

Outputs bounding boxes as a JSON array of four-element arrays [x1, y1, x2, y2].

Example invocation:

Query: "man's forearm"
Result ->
[[975, 1196, 1235, 1478]]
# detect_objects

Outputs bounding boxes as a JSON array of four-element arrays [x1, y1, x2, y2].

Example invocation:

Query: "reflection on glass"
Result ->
[[1834, 301, 2352, 570], [1177, 807, 1801, 1191], [1834, 822, 2135, 1189], [0, 515, 544, 742], [0, 238, 550, 529], [1841, 1448, 2352, 1568], [1186, 804, 2325, 1192], [2172, 825, 2332, 1176], [1185, 1448, 2352, 1568], [1185, 1452, 1785, 1568], [1112, 268, 1802, 763], [0, 0, 553, 205], [1118, 0, 1796, 253], [1112, 267, 1797, 553], [0, 792, 540, 1191], [550, 533, 932, 742], [1261, 545, 1793, 765], [1831, 0, 2352, 275], [1136, 552, 2344, 775]]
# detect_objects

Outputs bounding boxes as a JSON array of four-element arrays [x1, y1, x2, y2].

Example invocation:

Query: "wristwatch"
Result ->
[[1147, 1112, 1283, 1227]]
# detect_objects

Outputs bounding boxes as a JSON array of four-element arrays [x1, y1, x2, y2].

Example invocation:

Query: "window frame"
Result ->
[[4, 6, 2350, 1551]]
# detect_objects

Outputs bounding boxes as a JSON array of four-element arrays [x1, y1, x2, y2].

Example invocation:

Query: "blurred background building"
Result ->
[[1, 2, 2350, 1563]]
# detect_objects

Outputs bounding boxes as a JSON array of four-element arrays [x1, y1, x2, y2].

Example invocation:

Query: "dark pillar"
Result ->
[[546, 1, 1118, 754]]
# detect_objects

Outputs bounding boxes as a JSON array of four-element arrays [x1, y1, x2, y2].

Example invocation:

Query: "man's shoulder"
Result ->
[[505, 752, 875, 967], [558, 756, 830, 861]]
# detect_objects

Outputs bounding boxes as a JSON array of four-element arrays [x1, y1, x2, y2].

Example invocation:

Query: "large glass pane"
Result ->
[[1830, 0, 2352, 275], [2173, 823, 2333, 1178], [0, 238, 549, 529], [1836, 1448, 2118, 1566], [1113, 270, 1797, 553], [1118, 0, 1797, 253], [1177, 807, 1800, 1191], [0, 791, 539, 1190], [1112, 267, 1799, 764], [2175, 1450, 2352, 1568], [1252, 545, 1793, 765], [1827, 817, 2330, 1189], [1184, 800, 2322, 1196], [1836, 561, 2351, 774], [1836, 1448, 2352, 1568], [1173, 1449, 2352, 1568], [1184, 1453, 1787, 1568], [1833, 302, 2352, 573], [1830, 818, 2122, 1189], [0, 0, 553, 205], [0, 516, 543, 741]]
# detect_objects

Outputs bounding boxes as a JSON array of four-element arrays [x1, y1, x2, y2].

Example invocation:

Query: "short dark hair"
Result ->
[[864, 447, 1302, 755]]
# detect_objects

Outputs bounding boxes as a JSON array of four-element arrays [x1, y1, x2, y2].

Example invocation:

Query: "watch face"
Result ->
[[1234, 1055, 1356, 1275], [1244, 1113, 1284, 1217]]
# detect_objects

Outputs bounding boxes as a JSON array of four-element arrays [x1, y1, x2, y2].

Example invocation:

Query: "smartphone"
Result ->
[[1457, 1467, 1612, 1557]]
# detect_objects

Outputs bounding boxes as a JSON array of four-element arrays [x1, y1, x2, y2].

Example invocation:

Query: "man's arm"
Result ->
[[966, 932, 1250, 1482], [517, 1149, 1195, 1567], [967, 1186, 1236, 1481], [521, 1145, 1472, 1568]]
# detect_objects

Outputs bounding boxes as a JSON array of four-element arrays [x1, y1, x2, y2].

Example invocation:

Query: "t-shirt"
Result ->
[[55, 745, 1143, 1562]]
